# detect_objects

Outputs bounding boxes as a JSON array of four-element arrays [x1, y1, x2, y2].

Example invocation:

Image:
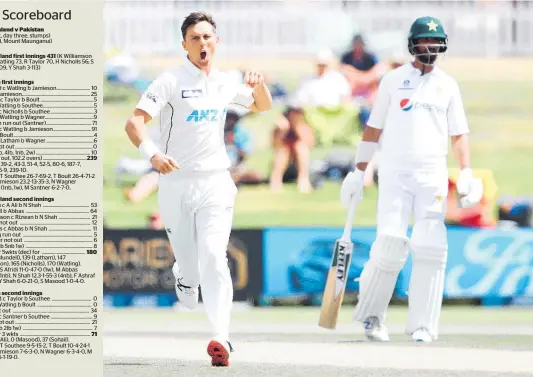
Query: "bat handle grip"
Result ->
[[342, 196, 358, 241]]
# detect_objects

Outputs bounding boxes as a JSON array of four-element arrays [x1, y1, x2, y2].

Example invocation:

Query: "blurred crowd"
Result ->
[[105, 34, 532, 231]]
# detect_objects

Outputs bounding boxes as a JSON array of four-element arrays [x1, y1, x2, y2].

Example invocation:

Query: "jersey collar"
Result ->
[[184, 56, 202, 76], [409, 61, 440, 76]]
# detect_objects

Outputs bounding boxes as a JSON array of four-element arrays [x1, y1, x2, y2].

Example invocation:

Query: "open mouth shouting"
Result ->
[[200, 50, 207, 60]]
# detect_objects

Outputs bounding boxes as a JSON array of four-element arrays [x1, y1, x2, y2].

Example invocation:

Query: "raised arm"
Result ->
[[246, 71, 273, 112], [231, 71, 272, 113]]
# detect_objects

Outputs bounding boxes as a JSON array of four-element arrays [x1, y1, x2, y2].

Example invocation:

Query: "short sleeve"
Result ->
[[447, 80, 470, 136], [136, 72, 174, 117], [365, 74, 391, 130], [230, 84, 255, 108]]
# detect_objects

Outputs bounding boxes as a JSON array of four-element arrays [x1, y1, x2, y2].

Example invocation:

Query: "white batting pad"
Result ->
[[406, 219, 448, 339], [353, 234, 409, 323]]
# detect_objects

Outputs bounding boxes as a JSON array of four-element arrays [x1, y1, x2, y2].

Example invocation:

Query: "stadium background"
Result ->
[[101, 0, 533, 313]]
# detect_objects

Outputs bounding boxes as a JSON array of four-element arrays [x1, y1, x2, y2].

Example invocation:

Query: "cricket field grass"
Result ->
[[104, 305, 533, 376], [103, 57, 533, 229]]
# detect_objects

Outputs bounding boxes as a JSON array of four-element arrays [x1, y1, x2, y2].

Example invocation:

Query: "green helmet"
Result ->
[[408, 16, 448, 65]]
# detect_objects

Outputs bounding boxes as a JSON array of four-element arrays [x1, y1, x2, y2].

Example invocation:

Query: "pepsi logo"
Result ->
[[400, 98, 412, 111]]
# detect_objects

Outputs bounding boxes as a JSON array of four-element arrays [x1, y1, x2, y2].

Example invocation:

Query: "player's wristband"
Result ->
[[354, 141, 378, 164], [138, 139, 160, 161]]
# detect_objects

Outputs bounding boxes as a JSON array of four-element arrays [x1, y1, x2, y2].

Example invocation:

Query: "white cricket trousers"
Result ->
[[377, 168, 449, 235], [354, 167, 450, 337], [158, 170, 237, 341]]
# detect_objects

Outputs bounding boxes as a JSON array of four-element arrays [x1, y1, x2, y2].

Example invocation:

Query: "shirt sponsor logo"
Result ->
[[181, 89, 204, 98], [400, 98, 445, 114], [400, 98, 413, 111], [185, 108, 227, 123]]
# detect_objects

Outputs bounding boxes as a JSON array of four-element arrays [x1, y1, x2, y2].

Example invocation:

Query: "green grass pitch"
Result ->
[[103, 58, 533, 229]]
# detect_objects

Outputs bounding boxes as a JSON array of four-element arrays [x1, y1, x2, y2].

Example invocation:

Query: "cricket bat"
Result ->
[[318, 196, 358, 329]]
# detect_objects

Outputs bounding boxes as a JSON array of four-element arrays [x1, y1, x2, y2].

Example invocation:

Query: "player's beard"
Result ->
[[417, 53, 437, 65], [416, 45, 439, 65]]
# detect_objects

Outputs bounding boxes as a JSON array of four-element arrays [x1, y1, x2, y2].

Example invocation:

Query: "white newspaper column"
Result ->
[[0, 2, 103, 376]]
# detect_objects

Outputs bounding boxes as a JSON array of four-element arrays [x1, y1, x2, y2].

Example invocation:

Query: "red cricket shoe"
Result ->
[[207, 339, 233, 367]]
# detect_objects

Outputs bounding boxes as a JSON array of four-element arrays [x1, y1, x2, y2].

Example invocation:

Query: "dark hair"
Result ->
[[181, 11, 216, 40], [352, 34, 365, 45]]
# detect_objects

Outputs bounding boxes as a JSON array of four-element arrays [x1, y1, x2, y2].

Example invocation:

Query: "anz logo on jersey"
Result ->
[[185, 108, 227, 123], [400, 98, 445, 114]]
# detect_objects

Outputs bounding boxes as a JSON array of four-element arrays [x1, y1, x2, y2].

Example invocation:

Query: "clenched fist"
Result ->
[[151, 153, 179, 174], [244, 71, 264, 88]]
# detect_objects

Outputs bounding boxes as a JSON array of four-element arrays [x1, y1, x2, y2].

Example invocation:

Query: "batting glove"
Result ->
[[456, 168, 473, 196], [460, 178, 484, 208], [340, 168, 365, 209], [456, 168, 483, 208]]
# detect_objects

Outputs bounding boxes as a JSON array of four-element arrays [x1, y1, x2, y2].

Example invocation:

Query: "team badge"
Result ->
[[181, 89, 204, 98], [399, 79, 412, 90], [427, 20, 438, 31]]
